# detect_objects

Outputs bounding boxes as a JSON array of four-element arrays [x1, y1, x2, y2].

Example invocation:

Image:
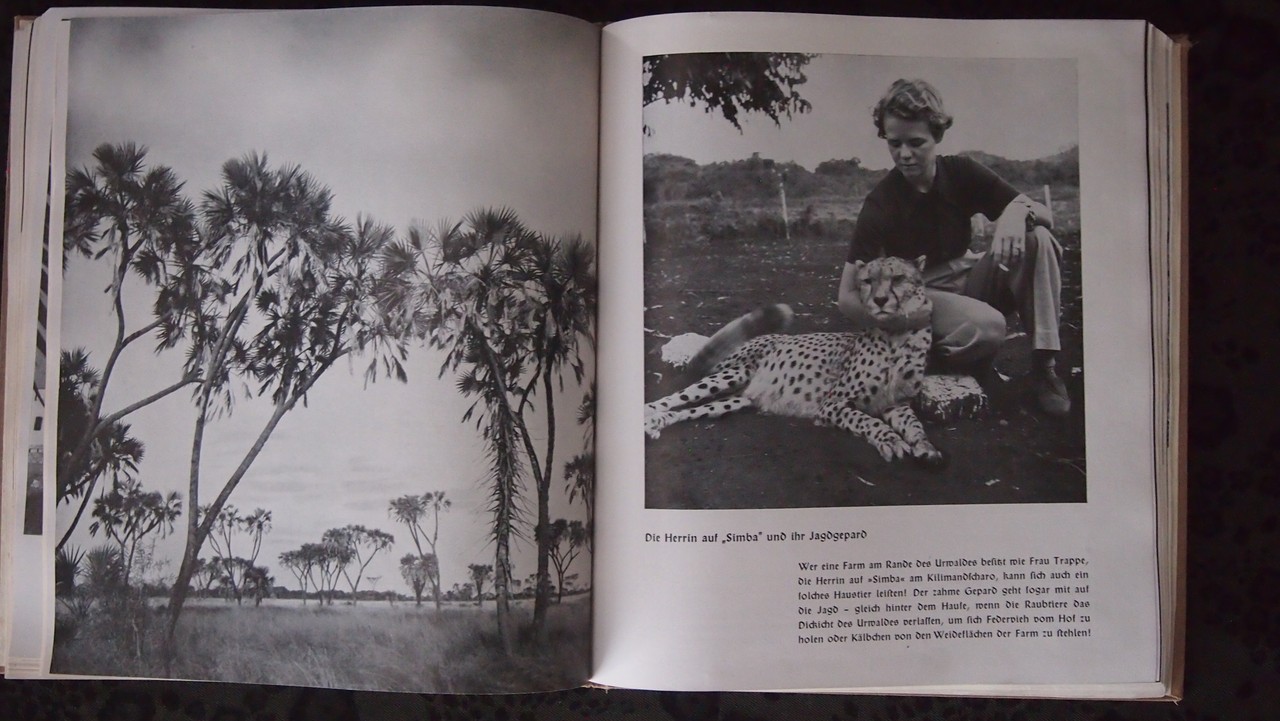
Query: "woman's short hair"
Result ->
[[873, 79, 954, 141]]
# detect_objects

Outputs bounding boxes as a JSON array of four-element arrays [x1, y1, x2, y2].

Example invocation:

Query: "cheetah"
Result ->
[[644, 255, 943, 465]]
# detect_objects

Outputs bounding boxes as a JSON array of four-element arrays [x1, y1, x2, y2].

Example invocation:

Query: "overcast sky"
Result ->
[[643, 53, 1078, 169], [58, 6, 599, 597]]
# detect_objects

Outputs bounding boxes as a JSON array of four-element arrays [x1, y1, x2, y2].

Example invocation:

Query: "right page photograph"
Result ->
[[641, 53, 1083, 509], [596, 14, 1168, 696]]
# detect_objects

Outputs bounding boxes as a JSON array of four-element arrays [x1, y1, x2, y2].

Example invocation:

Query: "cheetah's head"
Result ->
[[851, 255, 931, 325]]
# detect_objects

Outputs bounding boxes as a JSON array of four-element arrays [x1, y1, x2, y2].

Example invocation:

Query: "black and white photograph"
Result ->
[[49, 7, 597, 693], [642, 52, 1085, 509]]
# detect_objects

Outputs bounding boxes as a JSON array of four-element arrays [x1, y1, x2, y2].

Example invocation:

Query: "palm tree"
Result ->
[[327, 525, 394, 604], [278, 549, 314, 605], [199, 505, 271, 605], [165, 154, 408, 654], [546, 520, 588, 603], [468, 563, 493, 607], [191, 557, 222, 596], [564, 383, 595, 551], [388, 493, 449, 610], [298, 543, 330, 605], [308, 538, 351, 606], [382, 208, 534, 651], [376, 207, 595, 648], [88, 477, 182, 589], [517, 233, 596, 632], [55, 351, 149, 553], [399, 553, 432, 607], [243, 565, 273, 606], [59, 144, 203, 529]]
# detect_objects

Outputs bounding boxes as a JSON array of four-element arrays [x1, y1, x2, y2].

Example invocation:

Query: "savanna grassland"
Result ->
[[53, 594, 591, 692], [642, 150, 1087, 508]]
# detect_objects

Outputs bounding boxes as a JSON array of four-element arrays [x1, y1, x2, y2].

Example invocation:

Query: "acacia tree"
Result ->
[[642, 53, 816, 132], [468, 563, 493, 607], [164, 154, 408, 651], [546, 519, 587, 603], [377, 208, 595, 647], [326, 525, 394, 604], [59, 144, 203, 547], [399, 553, 433, 607], [388, 493, 449, 611]]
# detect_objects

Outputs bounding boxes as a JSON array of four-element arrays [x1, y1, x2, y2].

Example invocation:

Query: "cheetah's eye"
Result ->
[[892, 274, 905, 283]]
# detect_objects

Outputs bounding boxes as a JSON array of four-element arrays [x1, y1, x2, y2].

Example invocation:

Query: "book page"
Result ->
[[3, 13, 60, 672], [596, 13, 1164, 695], [13, 5, 599, 693]]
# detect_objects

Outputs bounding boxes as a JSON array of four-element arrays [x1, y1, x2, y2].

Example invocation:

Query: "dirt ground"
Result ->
[[642, 196, 1087, 509]]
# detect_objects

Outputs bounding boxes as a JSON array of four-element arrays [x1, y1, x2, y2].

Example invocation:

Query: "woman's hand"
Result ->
[[991, 200, 1031, 268], [992, 193, 1053, 268]]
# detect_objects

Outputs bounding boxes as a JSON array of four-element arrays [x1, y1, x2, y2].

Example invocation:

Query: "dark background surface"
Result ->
[[3, 0, 1276, 719]]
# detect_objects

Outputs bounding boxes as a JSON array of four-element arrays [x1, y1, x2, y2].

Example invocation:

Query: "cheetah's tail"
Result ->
[[684, 304, 794, 380]]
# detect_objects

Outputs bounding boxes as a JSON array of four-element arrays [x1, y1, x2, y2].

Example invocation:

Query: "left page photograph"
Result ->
[[12, 5, 599, 693]]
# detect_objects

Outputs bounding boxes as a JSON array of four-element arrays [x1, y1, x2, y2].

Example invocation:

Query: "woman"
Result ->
[[837, 78, 1070, 416]]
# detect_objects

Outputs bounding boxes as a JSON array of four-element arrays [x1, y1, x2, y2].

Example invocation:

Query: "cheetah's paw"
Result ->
[[910, 439, 947, 469], [644, 409, 666, 439], [872, 434, 912, 462]]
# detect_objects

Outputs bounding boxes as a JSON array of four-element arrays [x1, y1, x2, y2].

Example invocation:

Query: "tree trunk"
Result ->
[[494, 537, 513, 655], [531, 367, 556, 639], [166, 392, 296, 661], [56, 462, 106, 552], [162, 391, 212, 671], [466, 320, 523, 655]]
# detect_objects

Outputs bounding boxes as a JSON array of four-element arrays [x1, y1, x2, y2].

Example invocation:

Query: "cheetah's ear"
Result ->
[[852, 259, 866, 274], [913, 255, 928, 273]]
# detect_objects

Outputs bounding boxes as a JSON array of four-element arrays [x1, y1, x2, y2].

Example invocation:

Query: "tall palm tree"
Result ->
[[164, 154, 408, 656], [377, 208, 539, 652], [517, 233, 596, 631], [59, 143, 203, 520], [376, 208, 595, 645]]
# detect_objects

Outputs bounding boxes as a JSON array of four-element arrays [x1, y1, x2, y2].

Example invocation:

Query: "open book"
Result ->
[[3, 6, 1187, 699]]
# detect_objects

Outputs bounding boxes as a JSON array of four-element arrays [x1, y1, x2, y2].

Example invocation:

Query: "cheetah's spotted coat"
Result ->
[[645, 256, 943, 464]]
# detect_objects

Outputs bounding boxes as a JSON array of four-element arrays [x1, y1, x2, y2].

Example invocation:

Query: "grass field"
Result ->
[[51, 594, 591, 693], [642, 184, 1087, 508]]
